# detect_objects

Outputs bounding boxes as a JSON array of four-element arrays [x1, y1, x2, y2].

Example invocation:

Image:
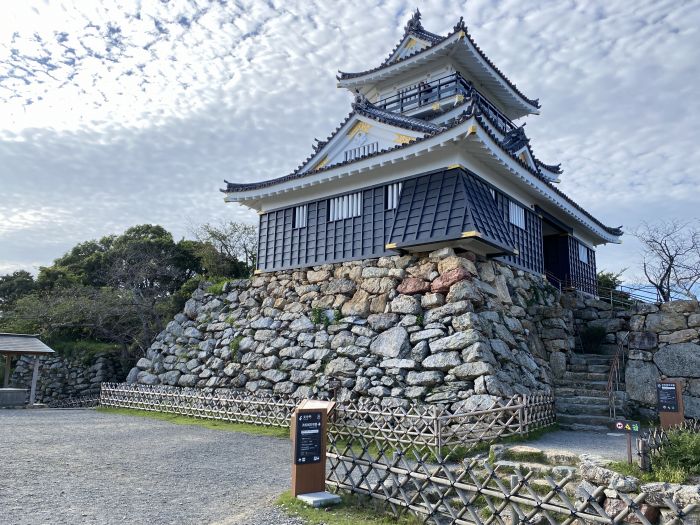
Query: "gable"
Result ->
[[389, 35, 431, 63], [299, 116, 426, 174]]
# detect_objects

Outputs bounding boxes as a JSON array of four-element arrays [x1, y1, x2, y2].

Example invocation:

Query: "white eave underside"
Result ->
[[338, 32, 539, 120], [225, 118, 619, 245]]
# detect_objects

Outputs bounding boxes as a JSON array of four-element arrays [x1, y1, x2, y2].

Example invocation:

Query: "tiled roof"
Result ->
[[378, 9, 446, 67], [338, 15, 540, 110], [355, 96, 443, 134], [224, 102, 621, 238]]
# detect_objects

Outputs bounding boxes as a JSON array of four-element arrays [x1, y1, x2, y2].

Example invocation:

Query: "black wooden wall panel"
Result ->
[[255, 168, 587, 292], [493, 191, 544, 274], [568, 237, 597, 295]]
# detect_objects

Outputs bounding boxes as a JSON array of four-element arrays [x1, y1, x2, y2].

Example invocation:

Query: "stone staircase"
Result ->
[[554, 353, 624, 432]]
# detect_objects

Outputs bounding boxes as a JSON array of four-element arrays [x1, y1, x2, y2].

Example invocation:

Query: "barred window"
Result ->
[[385, 182, 403, 210], [578, 242, 589, 264], [329, 192, 362, 221], [293, 204, 307, 229], [509, 201, 526, 230], [344, 142, 379, 162]]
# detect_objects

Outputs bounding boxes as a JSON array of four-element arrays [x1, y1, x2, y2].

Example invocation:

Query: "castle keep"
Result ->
[[223, 10, 622, 295]]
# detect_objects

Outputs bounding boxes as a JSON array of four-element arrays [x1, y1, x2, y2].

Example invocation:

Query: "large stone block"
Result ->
[[390, 294, 422, 315], [369, 326, 410, 358], [625, 360, 660, 405], [341, 289, 371, 317], [628, 331, 658, 350], [431, 268, 470, 294], [659, 329, 698, 344], [653, 343, 700, 377], [396, 277, 430, 295], [683, 395, 700, 418], [423, 352, 461, 370], [660, 300, 699, 313], [645, 313, 687, 332]]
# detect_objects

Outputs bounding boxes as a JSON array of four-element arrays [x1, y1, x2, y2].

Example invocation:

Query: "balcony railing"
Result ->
[[374, 73, 516, 134]]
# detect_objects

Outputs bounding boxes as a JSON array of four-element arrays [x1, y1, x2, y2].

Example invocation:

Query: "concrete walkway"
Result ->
[[524, 429, 632, 462]]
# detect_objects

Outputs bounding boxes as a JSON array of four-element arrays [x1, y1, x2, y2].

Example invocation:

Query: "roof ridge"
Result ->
[[338, 13, 540, 110]]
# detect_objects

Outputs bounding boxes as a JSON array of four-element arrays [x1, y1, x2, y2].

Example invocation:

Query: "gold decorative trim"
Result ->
[[431, 102, 440, 111], [457, 30, 466, 39], [314, 155, 329, 171], [347, 121, 371, 138], [254, 269, 262, 275], [385, 242, 397, 249], [405, 38, 417, 50], [394, 133, 413, 144], [447, 164, 463, 169], [467, 125, 477, 134], [257, 210, 265, 215], [461, 231, 482, 238], [455, 94, 465, 103]]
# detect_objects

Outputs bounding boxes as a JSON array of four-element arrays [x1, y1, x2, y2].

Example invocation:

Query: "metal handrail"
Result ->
[[606, 331, 629, 419], [374, 72, 516, 134]]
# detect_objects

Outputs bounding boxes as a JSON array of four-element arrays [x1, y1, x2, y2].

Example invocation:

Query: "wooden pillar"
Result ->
[[29, 357, 40, 405], [3, 355, 10, 388]]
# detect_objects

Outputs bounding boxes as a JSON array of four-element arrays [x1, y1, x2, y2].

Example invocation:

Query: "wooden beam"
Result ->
[[29, 357, 40, 405], [3, 355, 10, 388]]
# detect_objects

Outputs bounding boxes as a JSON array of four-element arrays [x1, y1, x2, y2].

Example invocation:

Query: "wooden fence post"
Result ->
[[638, 436, 650, 471]]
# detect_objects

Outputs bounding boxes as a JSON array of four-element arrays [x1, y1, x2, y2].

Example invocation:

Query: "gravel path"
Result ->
[[0, 409, 300, 525], [524, 430, 631, 461]]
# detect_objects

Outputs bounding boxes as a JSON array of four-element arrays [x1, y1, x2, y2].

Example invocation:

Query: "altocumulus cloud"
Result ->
[[0, 0, 698, 281]]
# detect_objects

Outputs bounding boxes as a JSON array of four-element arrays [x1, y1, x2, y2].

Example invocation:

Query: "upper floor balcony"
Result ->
[[374, 73, 516, 135]]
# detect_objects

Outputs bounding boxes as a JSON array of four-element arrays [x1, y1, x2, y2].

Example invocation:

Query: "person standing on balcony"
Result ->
[[418, 80, 432, 105]]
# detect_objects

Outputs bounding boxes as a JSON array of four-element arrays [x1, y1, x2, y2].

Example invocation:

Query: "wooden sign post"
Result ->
[[657, 380, 684, 429], [611, 419, 640, 464], [291, 399, 336, 499]]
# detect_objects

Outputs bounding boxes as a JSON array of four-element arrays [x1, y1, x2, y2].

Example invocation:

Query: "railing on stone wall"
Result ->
[[637, 419, 700, 472], [100, 383, 554, 459]]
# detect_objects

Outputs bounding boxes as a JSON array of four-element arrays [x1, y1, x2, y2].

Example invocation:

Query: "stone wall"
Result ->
[[130, 249, 573, 410], [568, 294, 700, 418], [11, 352, 124, 403]]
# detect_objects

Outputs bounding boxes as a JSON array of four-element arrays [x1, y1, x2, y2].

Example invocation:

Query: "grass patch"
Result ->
[[276, 490, 422, 525], [205, 277, 229, 295], [97, 407, 289, 439], [608, 428, 700, 483]]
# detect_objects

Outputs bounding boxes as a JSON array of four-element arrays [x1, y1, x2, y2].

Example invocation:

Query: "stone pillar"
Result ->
[[29, 357, 40, 405]]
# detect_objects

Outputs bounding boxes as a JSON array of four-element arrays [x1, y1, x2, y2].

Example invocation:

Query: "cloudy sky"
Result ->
[[1, 0, 698, 284]]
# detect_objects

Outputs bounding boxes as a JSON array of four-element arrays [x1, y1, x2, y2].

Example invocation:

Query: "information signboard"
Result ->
[[294, 411, 322, 465], [657, 382, 679, 412]]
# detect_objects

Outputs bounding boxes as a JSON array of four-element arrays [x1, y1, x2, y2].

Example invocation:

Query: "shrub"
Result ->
[[579, 326, 607, 354], [205, 277, 229, 295]]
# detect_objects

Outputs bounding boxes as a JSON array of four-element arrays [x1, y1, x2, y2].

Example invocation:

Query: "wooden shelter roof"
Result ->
[[0, 333, 55, 356]]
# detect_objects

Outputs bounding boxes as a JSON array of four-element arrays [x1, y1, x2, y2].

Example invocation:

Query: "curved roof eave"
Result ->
[[224, 116, 621, 244], [338, 30, 540, 119]]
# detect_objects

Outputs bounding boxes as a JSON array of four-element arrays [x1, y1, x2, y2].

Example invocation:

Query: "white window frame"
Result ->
[[385, 182, 403, 210], [578, 242, 590, 264], [329, 192, 362, 221], [508, 201, 526, 230], [293, 204, 307, 229]]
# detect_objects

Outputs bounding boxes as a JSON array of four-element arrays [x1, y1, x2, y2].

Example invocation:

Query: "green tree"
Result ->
[[190, 220, 258, 277], [0, 270, 37, 307]]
